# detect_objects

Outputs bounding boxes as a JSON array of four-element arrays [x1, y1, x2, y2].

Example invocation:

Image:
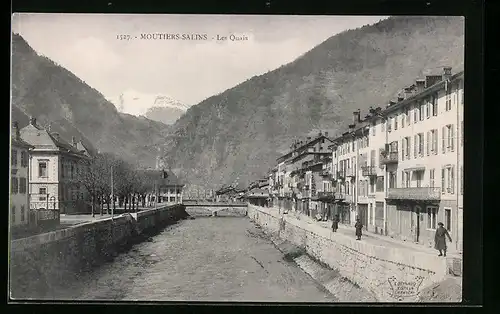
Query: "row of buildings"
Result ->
[[263, 67, 463, 252], [10, 117, 184, 232]]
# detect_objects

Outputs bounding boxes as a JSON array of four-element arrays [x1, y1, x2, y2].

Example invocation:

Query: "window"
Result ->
[[460, 165, 463, 195], [387, 119, 392, 132], [461, 88, 464, 105], [430, 169, 435, 187], [418, 133, 424, 157], [405, 137, 411, 159], [376, 176, 384, 192], [21, 205, 25, 222], [414, 135, 418, 158], [441, 126, 447, 154], [19, 177, 26, 194], [448, 124, 454, 152], [402, 111, 406, 128], [38, 161, 48, 178], [413, 106, 418, 123], [372, 125, 376, 136], [394, 115, 398, 130], [169, 197, 175, 202], [389, 172, 397, 188], [370, 177, 375, 193], [415, 171, 423, 188], [403, 171, 410, 188], [430, 129, 438, 155], [11, 177, 18, 194], [445, 87, 452, 111], [445, 208, 452, 232], [39, 187, 47, 201], [461, 121, 464, 147], [370, 150, 376, 167], [21, 151, 28, 167], [381, 121, 385, 132], [426, 98, 431, 118], [432, 94, 438, 116], [427, 206, 437, 229], [420, 102, 425, 121], [11, 149, 17, 167], [441, 168, 446, 193], [448, 166, 455, 194], [11, 206, 16, 224]]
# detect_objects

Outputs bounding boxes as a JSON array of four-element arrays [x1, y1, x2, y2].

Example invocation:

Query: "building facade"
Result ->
[[10, 122, 34, 230], [20, 117, 91, 215], [329, 67, 463, 251]]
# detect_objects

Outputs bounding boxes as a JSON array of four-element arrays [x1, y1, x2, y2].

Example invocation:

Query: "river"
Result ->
[[49, 216, 336, 302]]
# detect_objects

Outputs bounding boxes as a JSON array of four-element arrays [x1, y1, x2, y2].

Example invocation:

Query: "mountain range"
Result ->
[[160, 16, 465, 192], [107, 91, 189, 125], [11, 16, 465, 192], [11, 33, 172, 169]]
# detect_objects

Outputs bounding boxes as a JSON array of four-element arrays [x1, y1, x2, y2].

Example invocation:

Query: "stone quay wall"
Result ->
[[184, 205, 248, 217], [9, 204, 188, 299], [247, 205, 450, 302]]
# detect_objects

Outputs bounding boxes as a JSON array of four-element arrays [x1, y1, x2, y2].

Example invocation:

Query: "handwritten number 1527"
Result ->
[[116, 34, 132, 40]]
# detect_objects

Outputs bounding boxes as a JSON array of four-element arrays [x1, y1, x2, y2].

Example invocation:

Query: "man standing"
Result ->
[[435, 222, 452, 257], [355, 218, 363, 240], [331, 214, 339, 232]]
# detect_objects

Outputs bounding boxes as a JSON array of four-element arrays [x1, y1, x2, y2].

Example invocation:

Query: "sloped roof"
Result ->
[[11, 136, 34, 149], [138, 168, 184, 187], [20, 123, 87, 157]]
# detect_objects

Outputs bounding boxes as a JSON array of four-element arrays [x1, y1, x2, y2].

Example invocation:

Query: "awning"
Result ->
[[404, 166, 426, 172]]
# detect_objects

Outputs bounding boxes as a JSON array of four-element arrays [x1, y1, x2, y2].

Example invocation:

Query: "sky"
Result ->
[[12, 14, 388, 110]]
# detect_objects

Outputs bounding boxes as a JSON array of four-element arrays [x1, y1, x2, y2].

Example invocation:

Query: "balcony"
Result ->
[[345, 168, 356, 177], [387, 187, 441, 201], [317, 191, 335, 200], [380, 151, 399, 164], [361, 166, 377, 176], [320, 170, 332, 177]]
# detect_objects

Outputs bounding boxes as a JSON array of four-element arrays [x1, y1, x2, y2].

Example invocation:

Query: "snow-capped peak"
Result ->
[[106, 89, 189, 116]]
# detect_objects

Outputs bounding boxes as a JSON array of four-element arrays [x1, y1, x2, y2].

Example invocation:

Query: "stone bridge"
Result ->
[[182, 201, 248, 217]]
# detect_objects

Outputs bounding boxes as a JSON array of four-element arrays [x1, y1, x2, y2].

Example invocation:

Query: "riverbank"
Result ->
[[260, 227, 377, 302], [9, 204, 189, 299], [247, 204, 462, 303]]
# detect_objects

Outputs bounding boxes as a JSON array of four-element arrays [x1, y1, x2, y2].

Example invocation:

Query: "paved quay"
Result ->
[[260, 206, 461, 258]]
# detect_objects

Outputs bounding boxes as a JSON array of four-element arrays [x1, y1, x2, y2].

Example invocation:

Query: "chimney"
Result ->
[[72, 136, 77, 147], [443, 66, 452, 81], [29, 116, 36, 126], [357, 109, 362, 122], [12, 121, 20, 139], [325, 131, 329, 137], [352, 110, 361, 125], [404, 87, 413, 99], [425, 75, 442, 88], [318, 131, 322, 137], [415, 79, 426, 93], [51, 132, 60, 141]]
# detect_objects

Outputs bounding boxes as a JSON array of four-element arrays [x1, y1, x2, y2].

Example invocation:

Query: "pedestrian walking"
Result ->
[[355, 218, 363, 240], [331, 214, 339, 232], [434, 222, 452, 257]]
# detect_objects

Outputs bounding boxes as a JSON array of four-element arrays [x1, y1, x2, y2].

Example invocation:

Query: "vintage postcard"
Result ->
[[9, 13, 464, 303]]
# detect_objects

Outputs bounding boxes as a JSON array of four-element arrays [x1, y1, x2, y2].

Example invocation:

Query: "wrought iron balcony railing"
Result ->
[[317, 191, 335, 200], [380, 151, 399, 164], [387, 187, 441, 201], [361, 166, 377, 176]]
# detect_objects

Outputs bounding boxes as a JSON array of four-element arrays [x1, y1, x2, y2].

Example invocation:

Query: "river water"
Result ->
[[50, 216, 336, 302]]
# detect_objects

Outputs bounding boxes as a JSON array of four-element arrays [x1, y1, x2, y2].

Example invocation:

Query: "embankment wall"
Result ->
[[9, 204, 188, 299], [247, 205, 452, 302]]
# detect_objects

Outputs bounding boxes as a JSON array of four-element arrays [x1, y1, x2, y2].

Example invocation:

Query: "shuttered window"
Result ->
[[441, 168, 446, 193], [442, 126, 446, 154], [414, 135, 418, 159], [426, 131, 431, 156]]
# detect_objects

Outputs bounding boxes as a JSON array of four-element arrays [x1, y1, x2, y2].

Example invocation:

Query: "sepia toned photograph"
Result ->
[[9, 13, 464, 303]]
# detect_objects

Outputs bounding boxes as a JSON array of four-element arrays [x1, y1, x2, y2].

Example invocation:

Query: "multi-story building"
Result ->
[[10, 122, 34, 230], [329, 67, 463, 251], [20, 117, 92, 215], [139, 168, 184, 205], [273, 132, 334, 216]]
